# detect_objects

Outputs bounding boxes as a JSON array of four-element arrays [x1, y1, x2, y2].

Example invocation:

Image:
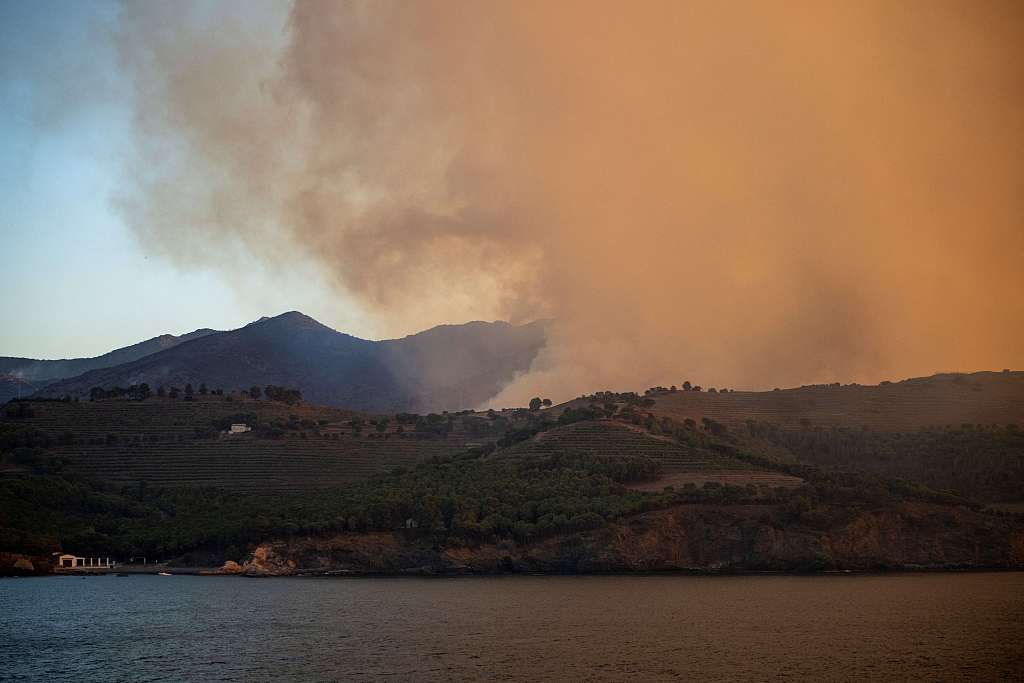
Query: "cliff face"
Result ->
[[236, 503, 1024, 576], [0, 552, 52, 576]]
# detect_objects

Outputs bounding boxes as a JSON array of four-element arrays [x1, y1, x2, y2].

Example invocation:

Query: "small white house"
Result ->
[[55, 554, 115, 570], [227, 423, 252, 434]]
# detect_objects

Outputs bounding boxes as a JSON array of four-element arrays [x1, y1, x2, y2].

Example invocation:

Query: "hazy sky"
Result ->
[[0, 1, 375, 359], [2, 1, 1021, 401]]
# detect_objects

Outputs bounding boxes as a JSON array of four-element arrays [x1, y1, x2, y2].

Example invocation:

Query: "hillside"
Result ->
[[635, 371, 1024, 431], [0, 328, 217, 403], [608, 371, 1024, 503], [7, 369, 1023, 501], [33, 312, 548, 413], [1, 394, 483, 493], [501, 420, 803, 491], [2, 369, 1022, 573]]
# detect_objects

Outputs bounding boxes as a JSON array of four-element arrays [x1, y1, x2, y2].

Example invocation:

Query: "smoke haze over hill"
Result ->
[[109, 1, 1023, 403]]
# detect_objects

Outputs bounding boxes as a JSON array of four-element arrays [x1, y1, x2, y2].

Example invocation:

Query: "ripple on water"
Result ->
[[1, 573, 1022, 681]]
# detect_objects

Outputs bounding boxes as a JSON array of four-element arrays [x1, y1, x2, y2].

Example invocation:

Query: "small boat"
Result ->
[[158, 571, 172, 576]]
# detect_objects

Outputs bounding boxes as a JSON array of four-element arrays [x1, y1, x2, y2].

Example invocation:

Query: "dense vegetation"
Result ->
[[744, 421, 1024, 502], [3, 370, 1022, 566], [5, 396, 1012, 565], [0, 441, 667, 560]]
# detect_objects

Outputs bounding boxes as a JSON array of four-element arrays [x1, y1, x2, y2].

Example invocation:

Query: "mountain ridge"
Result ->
[[0, 327, 218, 402], [30, 312, 549, 413]]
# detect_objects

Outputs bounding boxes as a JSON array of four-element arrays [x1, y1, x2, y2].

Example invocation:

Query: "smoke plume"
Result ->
[[113, 0, 1024, 404]]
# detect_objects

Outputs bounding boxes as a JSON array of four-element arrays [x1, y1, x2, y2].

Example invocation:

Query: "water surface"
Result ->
[[2, 573, 1022, 681]]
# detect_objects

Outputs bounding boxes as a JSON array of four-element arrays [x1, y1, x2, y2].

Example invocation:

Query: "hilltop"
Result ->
[[632, 371, 1024, 431], [30, 312, 548, 413]]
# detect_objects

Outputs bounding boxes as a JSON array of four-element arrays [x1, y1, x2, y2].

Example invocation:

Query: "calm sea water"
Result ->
[[1, 573, 1022, 681]]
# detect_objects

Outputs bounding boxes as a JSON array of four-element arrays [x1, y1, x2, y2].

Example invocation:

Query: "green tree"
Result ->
[[529, 397, 543, 411]]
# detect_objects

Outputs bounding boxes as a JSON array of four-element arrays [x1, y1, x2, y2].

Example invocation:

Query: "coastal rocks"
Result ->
[[227, 502, 1024, 576], [13, 558, 35, 572], [242, 546, 297, 576], [1011, 530, 1024, 565], [219, 560, 244, 574], [239, 532, 456, 576], [820, 504, 1018, 569], [577, 506, 810, 571], [0, 552, 49, 576]]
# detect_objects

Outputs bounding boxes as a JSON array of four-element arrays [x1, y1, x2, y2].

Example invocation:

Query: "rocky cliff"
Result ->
[[0, 552, 53, 576], [233, 503, 1024, 576]]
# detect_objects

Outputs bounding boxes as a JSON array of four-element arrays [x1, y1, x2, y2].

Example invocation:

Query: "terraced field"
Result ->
[[502, 420, 744, 471], [627, 471, 803, 492], [50, 437, 465, 493], [10, 395, 356, 441], [500, 420, 803, 490], [2, 397, 474, 492], [11, 371, 1018, 494], [642, 371, 1024, 431]]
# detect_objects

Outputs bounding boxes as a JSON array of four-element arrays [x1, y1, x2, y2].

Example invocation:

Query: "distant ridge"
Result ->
[[31, 312, 549, 413], [632, 370, 1024, 431], [0, 328, 217, 402]]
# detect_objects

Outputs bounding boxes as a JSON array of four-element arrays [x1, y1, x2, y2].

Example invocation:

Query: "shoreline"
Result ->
[[14, 565, 1023, 579]]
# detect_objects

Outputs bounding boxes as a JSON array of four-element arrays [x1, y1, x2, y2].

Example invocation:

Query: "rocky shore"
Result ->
[[10, 503, 1019, 579], [0, 552, 51, 576], [225, 503, 1024, 577]]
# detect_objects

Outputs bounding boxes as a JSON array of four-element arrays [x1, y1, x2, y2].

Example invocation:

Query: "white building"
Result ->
[[227, 423, 252, 434], [55, 554, 115, 570]]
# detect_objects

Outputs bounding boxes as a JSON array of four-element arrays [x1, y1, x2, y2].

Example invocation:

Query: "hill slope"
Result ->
[[561, 372, 1024, 503], [1, 394, 479, 493], [0, 328, 217, 402], [4, 365, 1021, 575], [625, 371, 1024, 431], [34, 312, 548, 413], [4, 390, 1022, 573]]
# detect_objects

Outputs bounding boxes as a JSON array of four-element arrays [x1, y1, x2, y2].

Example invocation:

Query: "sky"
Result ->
[[1, 1, 1022, 402], [0, 1, 374, 359]]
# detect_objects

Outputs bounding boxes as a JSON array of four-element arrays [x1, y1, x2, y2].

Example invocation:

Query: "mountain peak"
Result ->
[[250, 311, 325, 329]]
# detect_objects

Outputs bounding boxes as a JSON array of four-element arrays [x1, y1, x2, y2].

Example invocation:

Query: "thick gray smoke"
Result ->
[[113, 0, 1024, 404]]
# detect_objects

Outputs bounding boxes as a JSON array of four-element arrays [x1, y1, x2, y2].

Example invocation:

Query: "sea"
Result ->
[[2, 572, 1022, 681]]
